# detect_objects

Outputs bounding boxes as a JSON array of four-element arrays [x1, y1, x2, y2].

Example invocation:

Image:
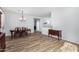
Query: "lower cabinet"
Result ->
[[0, 32, 6, 52]]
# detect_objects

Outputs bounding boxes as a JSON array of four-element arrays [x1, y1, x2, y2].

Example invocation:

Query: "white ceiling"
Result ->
[[2, 7, 53, 17]]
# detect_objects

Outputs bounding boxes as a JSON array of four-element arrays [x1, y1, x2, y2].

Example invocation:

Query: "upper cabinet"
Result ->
[[0, 8, 5, 30], [0, 11, 2, 28]]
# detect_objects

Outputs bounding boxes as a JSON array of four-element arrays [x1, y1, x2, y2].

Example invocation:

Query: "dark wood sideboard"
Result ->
[[48, 29, 62, 40], [0, 32, 6, 51]]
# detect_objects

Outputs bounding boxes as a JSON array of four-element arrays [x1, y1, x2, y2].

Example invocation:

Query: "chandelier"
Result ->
[[19, 9, 26, 21]]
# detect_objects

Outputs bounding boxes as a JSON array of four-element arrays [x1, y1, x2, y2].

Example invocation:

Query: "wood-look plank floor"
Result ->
[[5, 33, 79, 52]]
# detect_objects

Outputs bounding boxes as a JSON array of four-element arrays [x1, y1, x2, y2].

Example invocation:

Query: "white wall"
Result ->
[[4, 7, 79, 44], [41, 7, 79, 44], [4, 13, 34, 36], [41, 17, 52, 35], [51, 7, 79, 44]]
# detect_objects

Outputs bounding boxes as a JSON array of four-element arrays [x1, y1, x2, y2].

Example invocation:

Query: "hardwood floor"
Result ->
[[5, 33, 79, 52]]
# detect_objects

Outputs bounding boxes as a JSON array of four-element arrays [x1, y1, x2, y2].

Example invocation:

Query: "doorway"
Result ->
[[34, 18, 40, 33]]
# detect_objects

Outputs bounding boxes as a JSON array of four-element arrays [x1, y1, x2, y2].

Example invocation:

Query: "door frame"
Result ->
[[34, 18, 41, 32]]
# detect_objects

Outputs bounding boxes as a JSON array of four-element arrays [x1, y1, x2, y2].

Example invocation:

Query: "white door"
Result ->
[[36, 20, 40, 31]]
